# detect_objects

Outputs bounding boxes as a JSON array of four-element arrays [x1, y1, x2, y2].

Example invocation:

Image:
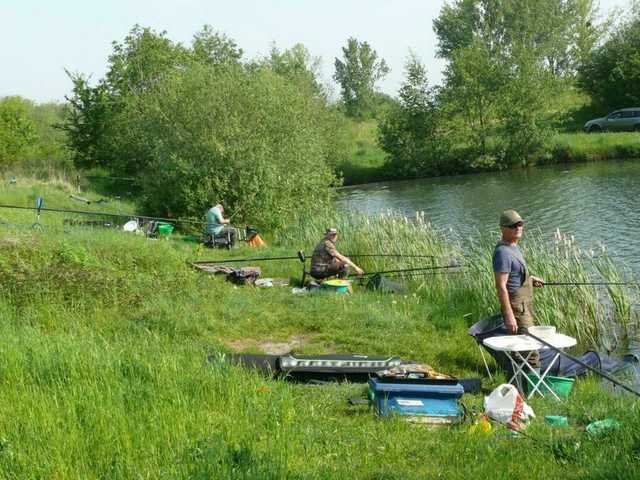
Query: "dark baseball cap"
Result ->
[[499, 209, 523, 227]]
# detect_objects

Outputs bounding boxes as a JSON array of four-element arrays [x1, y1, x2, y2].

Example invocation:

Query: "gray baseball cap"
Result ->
[[499, 209, 523, 227], [326, 227, 338, 235]]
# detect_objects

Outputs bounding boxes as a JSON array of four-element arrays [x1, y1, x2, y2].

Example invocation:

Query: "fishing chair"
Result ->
[[297, 250, 345, 287], [203, 231, 233, 250], [468, 314, 509, 379], [297, 251, 308, 285]]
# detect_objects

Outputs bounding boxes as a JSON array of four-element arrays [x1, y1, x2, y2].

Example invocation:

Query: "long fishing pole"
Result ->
[[194, 253, 451, 264], [193, 255, 300, 264], [544, 282, 638, 287], [347, 254, 438, 259], [349, 264, 462, 278], [379, 269, 466, 279], [356, 270, 466, 282], [0, 203, 204, 226], [524, 331, 640, 398]]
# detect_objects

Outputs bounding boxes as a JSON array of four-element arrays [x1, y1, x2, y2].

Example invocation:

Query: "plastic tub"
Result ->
[[528, 326, 556, 338], [526, 374, 574, 399], [157, 222, 174, 236], [321, 279, 351, 294]]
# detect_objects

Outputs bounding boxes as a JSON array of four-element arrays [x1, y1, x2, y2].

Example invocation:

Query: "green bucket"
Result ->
[[321, 279, 351, 294], [526, 374, 575, 399], [157, 222, 174, 236]]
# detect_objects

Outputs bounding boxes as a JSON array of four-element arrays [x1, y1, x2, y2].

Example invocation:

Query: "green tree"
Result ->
[[579, 6, 640, 109], [192, 25, 243, 68], [0, 96, 37, 165], [433, 0, 564, 168], [262, 43, 323, 96], [63, 73, 114, 169], [378, 55, 450, 177], [105, 25, 189, 97], [333, 37, 390, 118], [498, 49, 555, 165], [63, 26, 189, 169], [433, 0, 601, 76], [441, 40, 505, 160], [114, 64, 340, 229]]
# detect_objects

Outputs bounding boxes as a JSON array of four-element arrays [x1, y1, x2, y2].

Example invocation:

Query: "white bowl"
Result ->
[[528, 326, 556, 338]]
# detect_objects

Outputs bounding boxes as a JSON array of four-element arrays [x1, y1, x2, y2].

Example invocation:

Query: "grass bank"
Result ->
[[1, 178, 639, 478], [337, 120, 387, 186], [341, 121, 640, 186]]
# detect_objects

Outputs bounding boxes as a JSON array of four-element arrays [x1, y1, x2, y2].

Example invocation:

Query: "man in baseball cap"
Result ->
[[492, 209, 545, 368], [310, 227, 364, 279]]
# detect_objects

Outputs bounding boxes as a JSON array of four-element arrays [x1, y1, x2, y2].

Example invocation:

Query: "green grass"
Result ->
[[547, 132, 640, 164], [338, 120, 387, 186], [1, 178, 640, 478]]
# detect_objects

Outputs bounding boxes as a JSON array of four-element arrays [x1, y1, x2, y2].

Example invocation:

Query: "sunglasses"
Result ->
[[507, 222, 524, 229]]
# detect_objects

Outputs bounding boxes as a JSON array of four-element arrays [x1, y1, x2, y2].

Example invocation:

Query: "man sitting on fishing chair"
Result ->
[[205, 202, 238, 247], [310, 228, 364, 279], [493, 209, 545, 369]]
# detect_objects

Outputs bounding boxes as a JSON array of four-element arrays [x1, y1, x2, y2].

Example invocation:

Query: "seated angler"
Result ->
[[205, 201, 238, 246], [310, 228, 364, 279]]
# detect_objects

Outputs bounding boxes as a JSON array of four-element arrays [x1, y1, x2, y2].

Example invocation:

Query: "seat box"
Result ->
[[368, 377, 464, 423]]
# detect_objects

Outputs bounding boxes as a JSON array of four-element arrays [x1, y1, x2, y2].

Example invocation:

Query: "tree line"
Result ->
[[380, 0, 640, 178]]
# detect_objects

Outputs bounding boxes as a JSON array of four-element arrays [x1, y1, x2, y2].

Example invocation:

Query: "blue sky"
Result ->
[[0, 0, 631, 103]]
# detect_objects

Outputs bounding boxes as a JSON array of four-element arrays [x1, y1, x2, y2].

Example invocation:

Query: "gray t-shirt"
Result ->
[[492, 242, 527, 294]]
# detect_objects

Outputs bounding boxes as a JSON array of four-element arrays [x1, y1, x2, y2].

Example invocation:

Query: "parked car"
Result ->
[[584, 108, 640, 133]]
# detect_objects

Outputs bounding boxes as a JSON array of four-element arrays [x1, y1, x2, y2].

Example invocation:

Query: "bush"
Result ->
[[113, 64, 340, 231], [0, 96, 72, 172]]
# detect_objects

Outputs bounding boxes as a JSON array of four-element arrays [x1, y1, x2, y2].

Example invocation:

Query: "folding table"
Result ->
[[483, 333, 577, 400]]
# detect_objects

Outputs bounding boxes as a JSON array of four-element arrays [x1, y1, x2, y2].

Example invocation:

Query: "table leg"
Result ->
[[527, 353, 561, 401], [504, 351, 530, 394]]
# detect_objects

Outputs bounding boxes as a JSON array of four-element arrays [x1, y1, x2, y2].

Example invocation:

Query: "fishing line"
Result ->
[[0, 203, 204, 226], [544, 281, 639, 287]]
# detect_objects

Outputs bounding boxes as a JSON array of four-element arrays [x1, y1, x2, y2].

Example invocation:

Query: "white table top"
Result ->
[[483, 333, 577, 352]]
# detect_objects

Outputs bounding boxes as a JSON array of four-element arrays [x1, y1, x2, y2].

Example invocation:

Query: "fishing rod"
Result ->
[[194, 253, 451, 264], [349, 264, 462, 278], [0, 203, 204, 226], [348, 253, 439, 259], [193, 255, 300, 264], [356, 270, 466, 282], [524, 331, 640, 399], [543, 282, 639, 287], [380, 269, 466, 278]]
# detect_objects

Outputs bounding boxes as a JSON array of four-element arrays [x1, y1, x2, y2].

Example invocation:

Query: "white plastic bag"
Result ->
[[484, 384, 535, 428]]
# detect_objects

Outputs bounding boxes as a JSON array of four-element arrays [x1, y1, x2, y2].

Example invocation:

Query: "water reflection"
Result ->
[[339, 161, 640, 273]]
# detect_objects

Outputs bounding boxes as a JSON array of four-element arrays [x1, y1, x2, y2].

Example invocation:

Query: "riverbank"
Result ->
[[1, 179, 639, 478], [340, 119, 640, 186]]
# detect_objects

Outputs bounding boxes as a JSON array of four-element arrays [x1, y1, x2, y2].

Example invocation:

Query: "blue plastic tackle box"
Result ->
[[368, 377, 464, 423]]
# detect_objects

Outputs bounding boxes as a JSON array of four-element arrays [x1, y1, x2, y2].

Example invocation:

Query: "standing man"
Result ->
[[493, 209, 545, 368], [310, 228, 364, 279], [206, 202, 238, 246]]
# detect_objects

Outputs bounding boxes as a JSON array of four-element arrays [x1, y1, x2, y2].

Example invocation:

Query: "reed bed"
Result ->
[[282, 209, 640, 352]]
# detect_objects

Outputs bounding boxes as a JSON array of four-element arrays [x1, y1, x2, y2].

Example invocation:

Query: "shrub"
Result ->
[[113, 64, 340, 231]]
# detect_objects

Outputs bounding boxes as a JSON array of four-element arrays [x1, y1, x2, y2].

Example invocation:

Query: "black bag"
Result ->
[[366, 274, 406, 294], [245, 226, 259, 241], [227, 267, 261, 285]]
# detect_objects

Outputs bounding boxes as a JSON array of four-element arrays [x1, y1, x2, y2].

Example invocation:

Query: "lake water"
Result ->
[[339, 161, 640, 274]]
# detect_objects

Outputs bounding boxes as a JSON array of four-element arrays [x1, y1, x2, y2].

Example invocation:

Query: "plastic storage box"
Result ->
[[157, 222, 174, 236], [526, 374, 574, 399], [368, 377, 464, 423]]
